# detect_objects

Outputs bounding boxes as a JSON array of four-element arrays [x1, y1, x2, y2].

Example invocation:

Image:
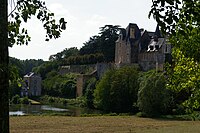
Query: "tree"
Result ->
[[149, 0, 199, 35], [94, 66, 139, 113], [166, 49, 200, 113], [150, 0, 200, 112], [138, 71, 170, 117], [0, 0, 66, 132], [80, 25, 120, 62], [84, 77, 97, 108], [0, 0, 9, 132], [9, 57, 44, 77], [42, 72, 76, 98], [49, 47, 79, 61]]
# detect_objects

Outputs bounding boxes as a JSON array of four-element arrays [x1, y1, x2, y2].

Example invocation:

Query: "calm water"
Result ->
[[9, 104, 101, 116]]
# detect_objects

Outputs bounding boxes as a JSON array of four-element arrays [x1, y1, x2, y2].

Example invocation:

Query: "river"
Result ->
[[9, 104, 102, 116]]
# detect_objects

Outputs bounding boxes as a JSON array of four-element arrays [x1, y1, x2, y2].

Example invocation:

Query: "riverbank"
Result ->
[[10, 115, 200, 133]]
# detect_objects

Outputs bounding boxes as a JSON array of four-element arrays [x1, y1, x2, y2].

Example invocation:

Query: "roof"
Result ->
[[147, 38, 165, 52], [120, 28, 126, 40], [117, 23, 165, 51], [147, 31, 155, 38]]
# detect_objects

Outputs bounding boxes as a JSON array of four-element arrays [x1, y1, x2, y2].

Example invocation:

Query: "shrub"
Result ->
[[20, 97, 30, 104], [137, 71, 170, 117], [42, 73, 76, 98], [84, 78, 97, 108], [94, 69, 115, 112], [94, 66, 140, 113], [11, 94, 20, 104]]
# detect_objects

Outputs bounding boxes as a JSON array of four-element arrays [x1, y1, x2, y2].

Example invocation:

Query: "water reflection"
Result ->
[[9, 104, 69, 116], [9, 111, 25, 116], [41, 105, 68, 112], [9, 104, 101, 116]]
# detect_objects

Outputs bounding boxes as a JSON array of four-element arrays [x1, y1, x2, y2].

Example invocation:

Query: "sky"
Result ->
[[9, 0, 157, 61]]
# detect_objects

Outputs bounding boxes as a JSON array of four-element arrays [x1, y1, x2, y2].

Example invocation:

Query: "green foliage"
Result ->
[[167, 49, 200, 113], [42, 73, 76, 98], [84, 78, 97, 108], [9, 80, 21, 99], [63, 53, 104, 65], [8, 57, 44, 99], [94, 69, 114, 112], [170, 28, 200, 62], [11, 94, 21, 104], [33, 61, 59, 79], [20, 97, 30, 104], [9, 57, 44, 77], [40, 95, 86, 107], [80, 25, 120, 62], [138, 71, 170, 117], [150, 0, 200, 113], [94, 66, 140, 113], [49, 47, 79, 61], [8, 64, 21, 100], [8, 0, 67, 46], [149, 0, 200, 35]]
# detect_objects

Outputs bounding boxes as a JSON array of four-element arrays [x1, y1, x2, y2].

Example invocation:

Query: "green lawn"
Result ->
[[10, 116, 200, 133]]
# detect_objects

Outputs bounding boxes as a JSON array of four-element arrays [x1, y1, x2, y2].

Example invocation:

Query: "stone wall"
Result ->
[[96, 63, 114, 79], [115, 41, 131, 64], [76, 63, 114, 97], [138, 51, 165, 71], [59, 64, 96, 75], [76, 71, 97, 97]]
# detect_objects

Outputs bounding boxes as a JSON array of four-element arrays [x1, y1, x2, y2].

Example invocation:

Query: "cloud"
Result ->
[[86, 15, 108, 26], [48, 3, 77, 21]]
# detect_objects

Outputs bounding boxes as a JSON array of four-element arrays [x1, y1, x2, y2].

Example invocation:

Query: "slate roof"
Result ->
[[117, 23, 165, 51]]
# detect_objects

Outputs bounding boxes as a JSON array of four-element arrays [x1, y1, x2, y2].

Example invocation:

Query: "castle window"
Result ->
[[150, 45, 154, 50], [155, 45, 159, 50], [130, 28, 135, 39]]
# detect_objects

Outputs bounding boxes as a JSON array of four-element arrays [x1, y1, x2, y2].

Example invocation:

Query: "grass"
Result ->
[[10, 115, 200, 133]]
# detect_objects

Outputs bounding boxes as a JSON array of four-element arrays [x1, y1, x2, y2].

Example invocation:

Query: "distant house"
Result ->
[[21, 72, 42, 97], [115, 23, 172, 71]]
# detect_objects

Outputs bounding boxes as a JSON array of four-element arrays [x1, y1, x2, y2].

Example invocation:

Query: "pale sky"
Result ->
[[9, 0, 157, 61]]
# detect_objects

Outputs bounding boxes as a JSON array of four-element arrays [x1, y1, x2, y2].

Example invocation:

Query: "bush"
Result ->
[[137, 71, 170, 117], [11, 94, 20, 104], [94, 66, 140, 113], [20, 97, 30, 104], [84, 78, 97, 108], [42, 73, 76, 98]]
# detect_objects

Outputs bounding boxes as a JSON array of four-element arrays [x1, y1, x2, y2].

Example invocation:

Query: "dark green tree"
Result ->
[[80, 25, 120, 62], [94, 66, 139, 113], [9, 57, 44, 76], [42, 72, 76, 98], [84, 78, 97, 108], [49, 47, 79, 61], [33, 61, 59, 79], [138, 71, 170, 117]]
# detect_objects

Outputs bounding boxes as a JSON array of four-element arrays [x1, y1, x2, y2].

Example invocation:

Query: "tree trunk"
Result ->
[[0, 0, 9, 132]]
